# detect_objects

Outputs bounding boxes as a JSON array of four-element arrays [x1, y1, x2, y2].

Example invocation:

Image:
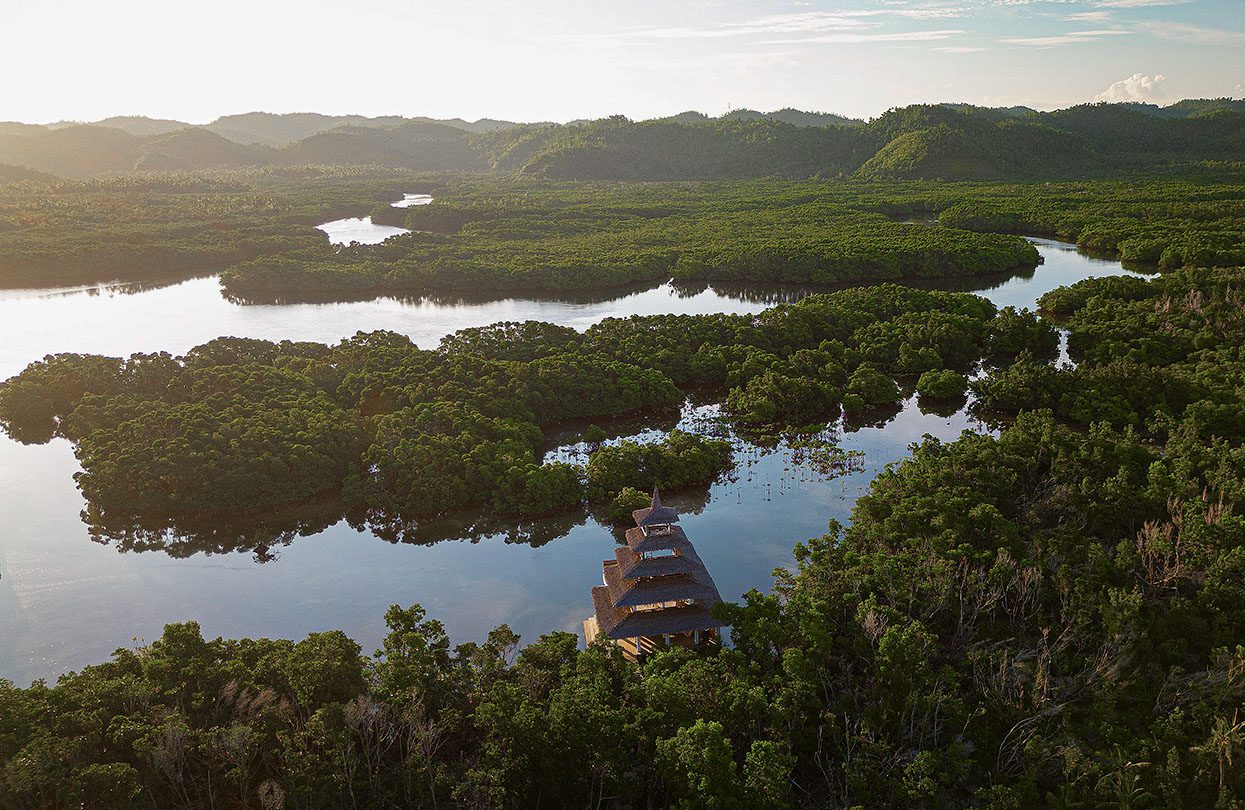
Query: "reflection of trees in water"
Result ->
[[84, 497, 347, 563], [227, 280, 673, 308], [356, 506, 588, 549], [1, 272, 218, 298], [541, 409, 684, 460], [83, 494, 595, 561], [842, 402, 905, 433], [917, 393, 969, 418], [75, 394, 924, 563], [592, 483, 715, 543], [669, 282, 810, 305], [230, 270, 1072, 311]]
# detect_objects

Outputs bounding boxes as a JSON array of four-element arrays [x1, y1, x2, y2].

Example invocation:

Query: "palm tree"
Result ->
[[1191, 709, 1245, 805], [1094, 745, 1154, 810]]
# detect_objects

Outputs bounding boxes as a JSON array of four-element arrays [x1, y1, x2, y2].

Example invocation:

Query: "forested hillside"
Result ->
[[2, 100, 1240, 180]]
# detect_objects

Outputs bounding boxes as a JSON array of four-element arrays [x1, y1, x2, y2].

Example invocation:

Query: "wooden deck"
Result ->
[[583, 618, 720, 663]]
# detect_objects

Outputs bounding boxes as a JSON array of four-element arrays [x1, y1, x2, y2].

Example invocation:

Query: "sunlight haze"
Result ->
[[3, 0, 1242, 123]]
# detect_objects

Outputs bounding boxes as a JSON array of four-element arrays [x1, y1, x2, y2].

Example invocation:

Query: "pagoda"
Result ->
[[583, 488, 724, 661]]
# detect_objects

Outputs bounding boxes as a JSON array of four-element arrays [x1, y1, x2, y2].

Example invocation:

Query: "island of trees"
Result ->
[[0, 283, 1046, 550]]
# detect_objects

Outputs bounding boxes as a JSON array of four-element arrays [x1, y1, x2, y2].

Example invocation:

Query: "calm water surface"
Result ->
[[0, 238, 1140, 683]]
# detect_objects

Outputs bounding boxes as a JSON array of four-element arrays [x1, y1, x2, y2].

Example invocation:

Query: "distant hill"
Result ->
[[722, 107, 863, 127], [654, 111, 712, 125], [0, 122, 47, 137], [200, 112, 526, 145], [0, 163, 56, 184], [92, 116, 190, 138], [0, 125, 139, 176], [1119, 98, 1245, 119], [203, 112, 409, 146], [936, 103, 1040, 123], [132, 129, 275, 171], [282, 122, 487, 171], [26, 112, 530, 149], [650, 108, 863, 127], [0, 100, 1240, 181], [513, 118, 874, 180]]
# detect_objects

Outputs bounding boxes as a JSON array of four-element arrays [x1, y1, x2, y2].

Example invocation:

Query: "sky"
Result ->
[[1, 0, 1242, 124]]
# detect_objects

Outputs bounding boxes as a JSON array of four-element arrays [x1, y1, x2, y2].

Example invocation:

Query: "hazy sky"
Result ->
[[3, 0, 1242, 123]]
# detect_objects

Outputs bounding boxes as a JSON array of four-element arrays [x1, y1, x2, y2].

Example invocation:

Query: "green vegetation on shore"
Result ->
[[0, 167, 426, 288], [220, 175, 1245, 302], [222, 179, 1041, 301], [3, 265, 1244, 808], [5, 170, 1243, 297], [0, 284, 1030, 547]]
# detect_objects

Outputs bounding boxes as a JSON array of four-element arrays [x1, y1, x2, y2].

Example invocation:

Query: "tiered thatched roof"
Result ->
[[587, 488, 724, 642]]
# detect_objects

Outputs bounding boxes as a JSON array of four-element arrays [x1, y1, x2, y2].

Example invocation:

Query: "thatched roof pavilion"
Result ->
[[583, 488, 724, 661]]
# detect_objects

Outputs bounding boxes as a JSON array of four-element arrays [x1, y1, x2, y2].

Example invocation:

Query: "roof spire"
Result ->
[[633, 486, 679, 528]]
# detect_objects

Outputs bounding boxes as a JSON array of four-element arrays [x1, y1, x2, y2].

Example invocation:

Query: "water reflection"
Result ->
[[83, 496, 350, 562], [317, 216, 410, 245], [391, 193, 434, 209], [76, 404, 841, 561], [0, 238, 1148, 684], [915, 393, 970, 419]]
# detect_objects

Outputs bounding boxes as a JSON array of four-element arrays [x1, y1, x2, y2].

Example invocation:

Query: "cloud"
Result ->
[[644, 15, 871, 39], [1137, 21, 1245, 44], [1095, 72, 1166, 101], [765, 29, 967, 44], [1002, 28, 1131, 46], [1067, 11, 1112, 21], [637, 8, 964, 40], [935, 45, 988, 52], [1096, 0, 1193, 7]]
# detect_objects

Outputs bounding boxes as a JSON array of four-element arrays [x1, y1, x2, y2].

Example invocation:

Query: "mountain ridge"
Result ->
[[1, 99, 1240, 181]]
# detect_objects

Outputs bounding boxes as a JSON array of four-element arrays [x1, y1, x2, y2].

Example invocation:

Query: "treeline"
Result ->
[[3, 267, 1244, 808], [221, 184, 1041, 301], [223, 176, 1245, 303], [6, 173, 1242, 294], [0, 167, 433, 288], [936, 180, 1245, 269], [974, 265, 1245, 435], [0, 285, 1042, 547], [3, 101, 1242, 181]]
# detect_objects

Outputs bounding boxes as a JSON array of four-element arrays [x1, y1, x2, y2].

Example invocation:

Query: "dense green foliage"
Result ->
[[915, 368, 968, 400], [0, 167, 428, 287], [6, 169, 1242, 296], [0, 285, 1000, 543], [974, 265, 1245, 437], [223, 175, 1245, 302], [221, 178, 1046, 301], [586, 430, 734, 501], [4, 267, 1245, 807], [938, 180, 1245, 270], [3, 105, 1241, 294], [3, 125, 1245, 806]]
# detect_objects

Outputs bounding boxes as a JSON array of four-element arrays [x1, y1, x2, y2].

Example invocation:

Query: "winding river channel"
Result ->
[[0, 230, 1142, 684]]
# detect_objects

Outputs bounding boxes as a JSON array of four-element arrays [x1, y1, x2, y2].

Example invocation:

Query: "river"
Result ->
[[0, 234, 1141, 684]]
